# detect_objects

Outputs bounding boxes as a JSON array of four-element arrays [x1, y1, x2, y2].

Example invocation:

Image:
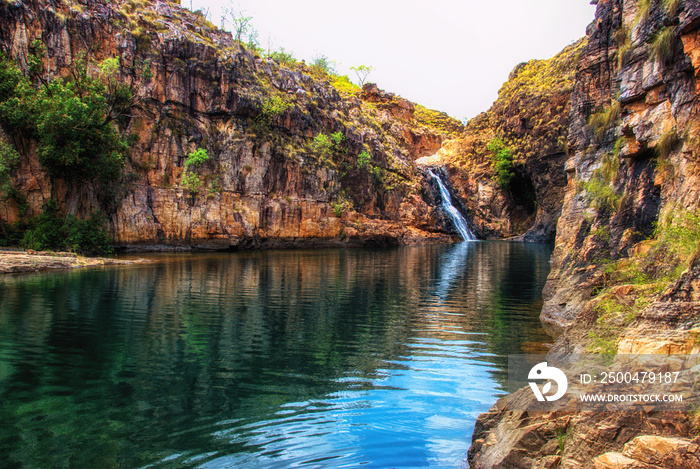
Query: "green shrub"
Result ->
[[311, 55, 335, 75], [184, 148, 209, 167], [313, 131, 345, 158], [257, 95, 291, 127], [331, 201, 345, 217], [330, 131, 344, 147], [578, 152, 621, 211], [580, 176, 620, 211], [331, 75, 360, 94], [656, 208, 700, 264], [20, 200, 113, 255], [312, 133, 333, 155], [357, 151, 371, 169], [267, 48, 296, 65], [0, 139, 19, 197], [588, 101, 620, 141], [181, 172, 203, 194], [486, 137, 515, 189]]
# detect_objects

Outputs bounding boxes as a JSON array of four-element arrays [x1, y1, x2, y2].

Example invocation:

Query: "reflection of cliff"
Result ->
[[0, 244, 550, 467]]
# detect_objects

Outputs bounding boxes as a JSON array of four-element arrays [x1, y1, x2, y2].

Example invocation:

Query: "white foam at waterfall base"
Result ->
[[428, 169, 476, 241]]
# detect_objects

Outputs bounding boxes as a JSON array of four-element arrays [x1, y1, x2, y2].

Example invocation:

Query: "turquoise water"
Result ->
[[0, 242, 552, 468]]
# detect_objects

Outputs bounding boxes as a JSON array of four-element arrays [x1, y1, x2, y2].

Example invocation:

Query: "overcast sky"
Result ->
[[190, 0, 597, 121]]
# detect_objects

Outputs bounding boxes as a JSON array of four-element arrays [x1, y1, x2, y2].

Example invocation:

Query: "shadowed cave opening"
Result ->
[[510, 171, 537, 216]]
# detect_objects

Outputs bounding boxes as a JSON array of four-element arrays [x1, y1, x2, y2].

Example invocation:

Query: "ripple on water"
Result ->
[[0, 242, 552, 468]]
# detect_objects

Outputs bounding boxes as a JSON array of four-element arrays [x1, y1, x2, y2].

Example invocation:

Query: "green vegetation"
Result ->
[[312, 131, 344, 157], [256, 95, 292, 127], [663, 0, 681, 16], [331, 200, 350, 217], [556, 427, 573, 455], [635, 0, 652, 25], [312, 133, 333, 156], [0, 139, 19, 199], [588, 208, 700, 354], [181, 148, 209, 195], [614, 27, 632, 68], [184, 148, 209, 168], [657, 129, 680, 158], [311, 55, 335, 75], [331, 75, 360, 95], [588, 101, 620, 141], [267, 48, 296, 66], [414, 105, 463, 136], [0, 47, 135, 253], [650, 26, 676, 62], [579, 152, 620, 211], [357, 151, 371, 169], [18, 200, 113, 255], [181, 172, 203, 194], [0, 52, 131, 183], [350, 65, 373, 87], [486, 138, 515, 189]]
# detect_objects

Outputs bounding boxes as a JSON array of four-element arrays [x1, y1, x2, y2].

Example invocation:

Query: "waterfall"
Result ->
[[428, 169, 476, 241]]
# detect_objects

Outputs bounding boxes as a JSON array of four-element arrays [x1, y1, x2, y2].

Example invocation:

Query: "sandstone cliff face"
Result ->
[[469, 1, 700, 467], [0, 0, 462, 249], [433, 40, 585, 242]]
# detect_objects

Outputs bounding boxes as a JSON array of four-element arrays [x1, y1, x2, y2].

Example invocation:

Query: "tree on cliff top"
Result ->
[[351, 65, 374, 86]]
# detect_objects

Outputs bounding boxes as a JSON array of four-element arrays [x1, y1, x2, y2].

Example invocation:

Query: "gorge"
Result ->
[[1, 0, 700, 468]]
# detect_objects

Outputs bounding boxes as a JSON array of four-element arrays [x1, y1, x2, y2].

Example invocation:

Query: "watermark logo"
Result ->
[[528, 362, 568, 402]]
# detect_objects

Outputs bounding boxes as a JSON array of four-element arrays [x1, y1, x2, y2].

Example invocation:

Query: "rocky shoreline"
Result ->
[[0, 248, 150, 274]]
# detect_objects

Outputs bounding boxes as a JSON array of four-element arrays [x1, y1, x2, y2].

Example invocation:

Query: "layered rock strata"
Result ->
[[469, 1, 700, 467], [0, 0, 463, 249]]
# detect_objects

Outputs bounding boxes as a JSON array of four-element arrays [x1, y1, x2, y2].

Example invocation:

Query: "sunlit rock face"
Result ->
[[0, 0, 464, 249], [469, 1, 700, 467]]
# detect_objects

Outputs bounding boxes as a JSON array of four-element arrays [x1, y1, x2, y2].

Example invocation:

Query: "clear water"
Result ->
[[0, 242, 552, 468]]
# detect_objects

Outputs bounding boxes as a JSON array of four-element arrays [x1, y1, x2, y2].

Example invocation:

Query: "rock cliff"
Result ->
[[469, 0, 700, 467], [0, 0, 463, 249]]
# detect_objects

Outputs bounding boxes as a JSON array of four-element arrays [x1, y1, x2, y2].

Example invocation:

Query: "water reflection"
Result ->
[[0, 242, 552, 468]]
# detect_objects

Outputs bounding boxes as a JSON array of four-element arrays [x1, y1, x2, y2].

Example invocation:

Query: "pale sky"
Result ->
[[190, 0, 597, 121]]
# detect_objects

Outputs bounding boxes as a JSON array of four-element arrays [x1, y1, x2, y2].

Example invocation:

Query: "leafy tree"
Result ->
[[184, 148, 209, 167], [486, 138, 515, 190], [313, 132, 345, 157], [0, 53, 133, 183], [181, 172, 203, 194], [268, 48, 296, 65], [0, 51, 135, 250], [350, 65, 373, 86], [311, 55, 335, 75], [312, 134, 333, 155], [181, 148, 209, 194], [221, 3, 257, 48]]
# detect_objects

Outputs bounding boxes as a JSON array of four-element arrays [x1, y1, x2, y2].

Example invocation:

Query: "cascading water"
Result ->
[[428, 169, 476, 241]]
